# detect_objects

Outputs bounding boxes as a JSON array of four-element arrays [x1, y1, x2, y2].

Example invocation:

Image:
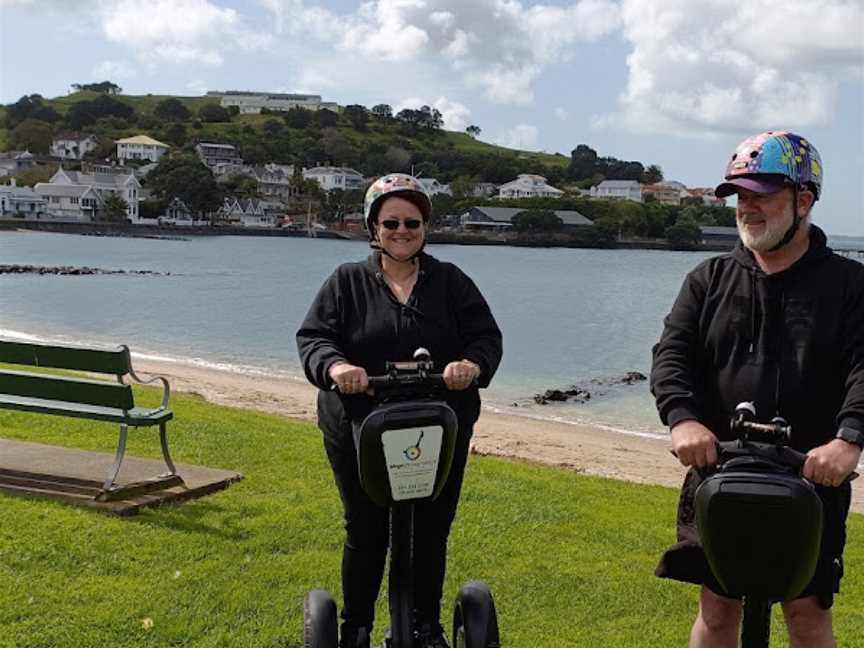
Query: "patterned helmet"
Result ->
[[716, 131, 823, 199], [363, 173, 432, 234]]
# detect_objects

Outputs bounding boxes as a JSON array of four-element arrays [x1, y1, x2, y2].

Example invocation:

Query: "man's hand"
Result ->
[[443, 359, 480, 391], [328, 362, 369, 395], [803, 439, 861, 487], [671, 420, 718, 468]]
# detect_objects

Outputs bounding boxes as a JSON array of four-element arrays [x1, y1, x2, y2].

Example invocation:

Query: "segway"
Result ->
[[304, 349, 501, 648], [695, 402, 857, 648]]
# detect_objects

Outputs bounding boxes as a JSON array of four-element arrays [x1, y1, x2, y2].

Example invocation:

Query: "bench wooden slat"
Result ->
[[0, 394, 172, 425], [0, 370, 134, 410], [0, 340, 131, 375]]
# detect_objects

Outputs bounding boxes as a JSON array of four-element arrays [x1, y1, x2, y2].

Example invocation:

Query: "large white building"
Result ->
[[36, 166, 142, 222], [303, 167, 364, 192], [590, 179, 643, 202], [208, 91, 339, 115], [497, 174, 564, 199], [116, 135, 170, 164]]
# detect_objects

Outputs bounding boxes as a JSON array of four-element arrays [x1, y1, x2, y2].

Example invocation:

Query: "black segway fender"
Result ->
[[453, 581, 500, 648], [304, 590, 338, 648]]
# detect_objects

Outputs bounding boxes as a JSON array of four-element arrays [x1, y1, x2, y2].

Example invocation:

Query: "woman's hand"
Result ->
[[329, 362, 369, 395], [443, 360, 481, 391]]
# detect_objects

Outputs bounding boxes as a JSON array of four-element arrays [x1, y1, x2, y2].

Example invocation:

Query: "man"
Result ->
[[651, 131, 864, 647]]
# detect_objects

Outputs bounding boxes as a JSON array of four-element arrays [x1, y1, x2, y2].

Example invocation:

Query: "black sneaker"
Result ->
[[416, 623, 451, 648], [339, 624, 371, 648]]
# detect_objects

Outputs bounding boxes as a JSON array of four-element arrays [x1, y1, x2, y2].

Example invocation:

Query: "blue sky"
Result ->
[[1, 0, 862, 235]]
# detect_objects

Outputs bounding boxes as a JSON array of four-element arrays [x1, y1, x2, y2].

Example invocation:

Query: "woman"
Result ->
[[296, 173, 502, 648]]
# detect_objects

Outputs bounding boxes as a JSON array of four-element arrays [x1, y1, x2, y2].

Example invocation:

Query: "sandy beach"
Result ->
[[135, 358, 863, 513]]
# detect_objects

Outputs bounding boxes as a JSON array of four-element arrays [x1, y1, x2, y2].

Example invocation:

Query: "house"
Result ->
[[32, 183, 99, 221], [207, 90, 339, 114], [642, 181, 688, 206], [468, 182, 498, 198], [0, 150, 35, 176], [688, 187, 727, 206], [461, 206, 593, 231], [158, 198, 199, 226], [50, 133, 99, 160], [253, 164, 299, 200], [116, 135, 170, 164], [590, 180, 643, 202], [0, 179, 48, 218], [216, 197, 278, 227], [40, 165, 141, 222], [418, 178, 452, 197], [196, 142, 243, 169], [303, 166, 364, 192], [497, 174, 564, 199]]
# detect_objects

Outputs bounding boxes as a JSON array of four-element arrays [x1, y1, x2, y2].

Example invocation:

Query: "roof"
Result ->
[[33, 183, 97, 198], [468, 206, 592, 226], [0, 184, 45, 200], [303, 166, 362, 177], [115, 135, 170, 148], [700, 226, 738, 236], [55, 169, 138, 188], [53, 132, 97, 142], [197, 142, 240, 151], [596, 180, 642, 189]]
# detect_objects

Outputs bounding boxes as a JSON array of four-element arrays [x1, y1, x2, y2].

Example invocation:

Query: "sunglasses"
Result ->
[[379, 219, 423, 230]]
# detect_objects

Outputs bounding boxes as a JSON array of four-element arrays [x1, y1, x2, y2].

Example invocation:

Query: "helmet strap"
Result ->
[[767, 185, 800, 252]]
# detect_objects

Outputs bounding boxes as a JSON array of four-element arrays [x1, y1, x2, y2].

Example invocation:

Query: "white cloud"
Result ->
[[496, 124, 539, 150], [264, 0, 621, 103], [555, 107, 569, 121], [96, 0, 269, 66], [607, 0, 864, 135], [394, 95, 473, 131], [186, 79, 208, 96], [91, 60, 134, 82]]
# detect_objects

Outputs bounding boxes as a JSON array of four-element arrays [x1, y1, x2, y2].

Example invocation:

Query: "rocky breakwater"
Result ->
[[533, 371, 647, 405], [0, 264, 170, 276]]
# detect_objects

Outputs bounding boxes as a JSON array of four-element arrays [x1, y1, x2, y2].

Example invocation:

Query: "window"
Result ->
[[70, 197, 79, 205]]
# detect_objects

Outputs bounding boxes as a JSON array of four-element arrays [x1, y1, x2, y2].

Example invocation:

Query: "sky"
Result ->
[[1, 0, 862, 235]]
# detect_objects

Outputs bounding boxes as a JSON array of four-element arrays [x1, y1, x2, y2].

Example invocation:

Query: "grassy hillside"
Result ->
[[0, 384, 861, 647]]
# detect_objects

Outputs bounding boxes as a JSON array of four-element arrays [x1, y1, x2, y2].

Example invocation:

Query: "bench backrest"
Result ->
[[0, 341, 135, 410]]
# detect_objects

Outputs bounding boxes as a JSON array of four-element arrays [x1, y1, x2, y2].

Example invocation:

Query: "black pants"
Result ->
[[322, 419, 473, 633]]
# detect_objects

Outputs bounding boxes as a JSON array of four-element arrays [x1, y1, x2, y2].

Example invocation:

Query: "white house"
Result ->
[[216, 197, 278, 227], [688, 187, 727, 206], [418, 178, 452, 197], [208, 90, 339, 114], [254, 164, 298, 200], [0, 179, 48, 218], [51, 133, 99, 160], [41, 166, 141, 222], [196, 142, 243, 169], [303, 166, 364, 192], [642, 181, 689, 206], [32, 183, 99, 221], [497, 174, 564, 199], [0, 150, 35, 177], [590, 180, 643, 203], [116, 135, 170, 164]]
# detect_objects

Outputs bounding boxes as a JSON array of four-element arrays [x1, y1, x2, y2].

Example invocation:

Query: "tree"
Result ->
[[100, 194, 130, 222], [284, 107, 312, 129], [371, 104, 393, 120], [343, 104, 369, 131], [161, 123, 187, 147], [65, 95, 135, 130], [154, 98, 192, 121], [450, 175, 477, 199], [511, 209, 563, 233], [641, 164, 664, 184], [263, 119, 286, 137], [71, 81, 122, 95], [315, 109, 339, 129], [466, 125, 481, 138], [145, 156, 224, 218], [10, 119, 53, 154], [665, 219, 702, 248], [198, 103, 231, 123], [4, 95, 60, 128]]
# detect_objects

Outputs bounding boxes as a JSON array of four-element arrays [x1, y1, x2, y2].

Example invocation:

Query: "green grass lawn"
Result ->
[[0, 388, 861, 647]]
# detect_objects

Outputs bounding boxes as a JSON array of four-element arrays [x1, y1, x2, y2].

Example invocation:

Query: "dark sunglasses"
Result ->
[[379, 219, 423, 230]]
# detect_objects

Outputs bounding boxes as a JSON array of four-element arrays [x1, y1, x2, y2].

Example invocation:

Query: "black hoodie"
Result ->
[[651, 225, 864, 450], [296, 251, 503, 429]]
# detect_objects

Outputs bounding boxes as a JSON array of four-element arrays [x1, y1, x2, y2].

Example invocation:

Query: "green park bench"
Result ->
[[0, 340, 183, 501]]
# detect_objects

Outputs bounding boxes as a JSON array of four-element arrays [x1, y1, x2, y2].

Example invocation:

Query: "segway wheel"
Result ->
[[452, 581, 500, 648], [304, 590, 338, 648]]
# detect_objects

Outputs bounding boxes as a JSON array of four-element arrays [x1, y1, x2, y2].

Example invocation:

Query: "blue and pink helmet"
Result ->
[[715, 131, 823, 200]]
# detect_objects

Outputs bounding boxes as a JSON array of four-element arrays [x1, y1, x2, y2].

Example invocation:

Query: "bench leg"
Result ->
[[103, 423, 129, 491], [159, 421, 178, 477]]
